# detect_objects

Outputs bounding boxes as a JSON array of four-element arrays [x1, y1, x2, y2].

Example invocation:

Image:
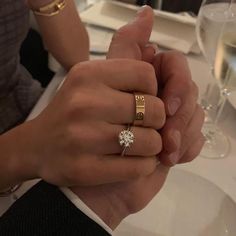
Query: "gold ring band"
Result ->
[[134, 93, 145, 126]]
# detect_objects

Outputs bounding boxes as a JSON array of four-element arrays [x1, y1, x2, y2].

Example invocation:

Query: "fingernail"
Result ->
[[136, 5, 148, 17], [167, 130, 181, 165], [168, 151, 180, 165], [168, 98, 181, 116], [130, 6, 148, 25], [171, 130, 181, 150], [145, 43, 158, 55]]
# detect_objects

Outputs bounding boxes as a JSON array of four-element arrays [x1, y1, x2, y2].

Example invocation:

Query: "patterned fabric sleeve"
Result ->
[[0, 0, 43, 134]]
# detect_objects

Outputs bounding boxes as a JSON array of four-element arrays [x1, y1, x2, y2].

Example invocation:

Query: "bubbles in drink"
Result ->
[[215, 32, 236, 92]]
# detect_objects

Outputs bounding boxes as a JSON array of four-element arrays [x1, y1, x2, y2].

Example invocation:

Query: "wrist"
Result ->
[[70, 185, 129, 230], [0, 121, 39, 189]]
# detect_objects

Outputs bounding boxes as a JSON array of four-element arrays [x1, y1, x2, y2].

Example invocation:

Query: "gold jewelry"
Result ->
[[33, 0, 66, 17], [0, 184, 21, 197], [119, 125, 134, 156], [134, 93, 145, 126]]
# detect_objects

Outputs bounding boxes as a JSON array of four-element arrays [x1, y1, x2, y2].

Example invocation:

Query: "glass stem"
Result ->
[[213, 90, 227, 126]]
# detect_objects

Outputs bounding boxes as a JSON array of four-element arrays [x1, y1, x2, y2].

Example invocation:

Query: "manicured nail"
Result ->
[[145, 43, 158, 55], [168, 98, 181, 116], [168, 151, 180, 165], [168, 130, 181, 165], [171, 130, 181, 150]]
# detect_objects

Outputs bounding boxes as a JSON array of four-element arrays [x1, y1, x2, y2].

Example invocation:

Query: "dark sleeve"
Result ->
[[0, 181, 111, 236]]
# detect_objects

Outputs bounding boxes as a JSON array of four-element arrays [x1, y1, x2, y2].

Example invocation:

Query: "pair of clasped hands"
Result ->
[[22, 6, 204, 229]]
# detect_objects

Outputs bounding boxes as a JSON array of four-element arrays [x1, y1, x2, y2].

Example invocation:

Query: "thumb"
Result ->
[[107, 5, 155, 61]]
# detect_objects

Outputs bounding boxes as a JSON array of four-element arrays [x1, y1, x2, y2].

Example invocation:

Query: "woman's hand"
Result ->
[[2, 58, 164, 189]]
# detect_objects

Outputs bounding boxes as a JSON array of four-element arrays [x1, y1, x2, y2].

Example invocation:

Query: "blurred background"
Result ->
[[21, 0, 203, 87]]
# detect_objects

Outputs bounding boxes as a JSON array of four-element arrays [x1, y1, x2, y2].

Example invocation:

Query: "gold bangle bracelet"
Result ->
[[33, 0, 66, 17]]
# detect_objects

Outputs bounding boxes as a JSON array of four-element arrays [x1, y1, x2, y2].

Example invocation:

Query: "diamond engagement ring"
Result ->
[[134, 93, 145, 126], [119, 126, 134, 156]]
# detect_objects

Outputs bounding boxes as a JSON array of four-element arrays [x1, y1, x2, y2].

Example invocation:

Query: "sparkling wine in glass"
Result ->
[[196, 0, 236, 158], [215, 32, 236, 94]]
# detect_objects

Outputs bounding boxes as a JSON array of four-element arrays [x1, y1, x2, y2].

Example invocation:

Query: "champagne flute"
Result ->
[[214, 8, 236, 122], [196, 0, 236, 158]]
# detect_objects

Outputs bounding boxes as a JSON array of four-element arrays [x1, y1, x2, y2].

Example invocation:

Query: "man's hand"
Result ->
[[153, 51, 205, 166], [71, 163, 169, 230]]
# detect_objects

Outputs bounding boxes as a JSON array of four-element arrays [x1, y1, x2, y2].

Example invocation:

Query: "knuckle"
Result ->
[[69, 63, 86, 81], [68, 62, 96, 85], [67, 93, 102, 119], [137, 62, 157, 95], [66, 96, 88, 118]]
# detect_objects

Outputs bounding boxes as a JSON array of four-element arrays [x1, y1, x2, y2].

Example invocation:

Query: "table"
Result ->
[[1, 6, 236, 234]]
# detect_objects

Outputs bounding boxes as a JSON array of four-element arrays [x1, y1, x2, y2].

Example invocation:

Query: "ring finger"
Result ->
[[74, 122, 162, 157], [75, 89, 166, 130]]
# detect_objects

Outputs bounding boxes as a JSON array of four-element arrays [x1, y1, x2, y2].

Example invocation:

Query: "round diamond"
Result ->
[[119, 130, 134, 147]]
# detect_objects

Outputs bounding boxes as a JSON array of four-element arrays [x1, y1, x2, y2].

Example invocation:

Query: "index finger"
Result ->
[[68, 59, 158, 96]]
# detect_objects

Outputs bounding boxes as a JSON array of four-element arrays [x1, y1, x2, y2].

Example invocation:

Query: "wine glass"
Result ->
[[196, 0, 236, 158]]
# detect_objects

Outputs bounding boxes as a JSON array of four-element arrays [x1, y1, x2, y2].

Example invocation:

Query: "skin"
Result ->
[[154, 51, 205, 165], [71, 6, 205, 230], [107, 6, 205, 166], [0, 2, 165, 190], [27, 0, 89, 69], [0, 58, 165, 189], [0, 4, 204, 232]]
